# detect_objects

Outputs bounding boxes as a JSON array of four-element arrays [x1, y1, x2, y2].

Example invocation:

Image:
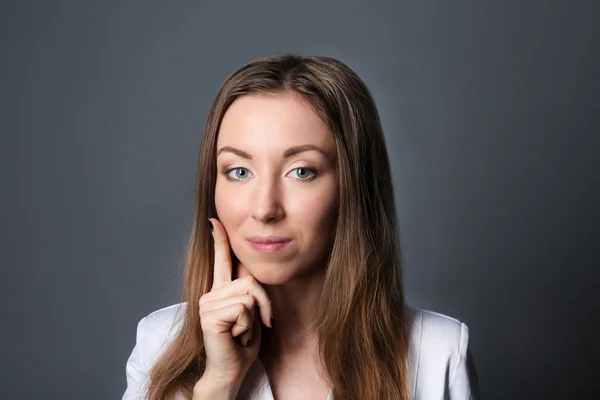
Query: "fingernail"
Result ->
[[208, 219, 213, 232]]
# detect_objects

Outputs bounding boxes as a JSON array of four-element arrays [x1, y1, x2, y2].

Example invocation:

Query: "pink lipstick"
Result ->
[[246, 236, 292, 253]]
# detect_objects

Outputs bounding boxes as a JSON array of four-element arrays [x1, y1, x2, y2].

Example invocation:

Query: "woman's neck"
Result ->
[[261, 267, 326, 357]]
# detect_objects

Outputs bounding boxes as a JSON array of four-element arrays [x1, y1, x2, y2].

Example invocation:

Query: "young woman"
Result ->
[[122, 54, 480, 399]]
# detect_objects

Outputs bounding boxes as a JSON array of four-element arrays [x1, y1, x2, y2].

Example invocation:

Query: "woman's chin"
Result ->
[[236, 261, 296, 285], [247, 269, 293, 286]]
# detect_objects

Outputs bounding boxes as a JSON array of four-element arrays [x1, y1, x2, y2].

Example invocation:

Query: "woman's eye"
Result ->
[[224, 167, 317, 182], [226, 167, 252, 181], [289, 167, 317, 181]]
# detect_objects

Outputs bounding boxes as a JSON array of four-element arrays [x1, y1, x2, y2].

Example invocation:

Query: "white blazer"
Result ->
[[122, 303, 480, 399]]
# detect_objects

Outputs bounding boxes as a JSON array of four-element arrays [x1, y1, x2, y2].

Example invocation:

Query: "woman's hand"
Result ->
[[195, 218, 273, 395]]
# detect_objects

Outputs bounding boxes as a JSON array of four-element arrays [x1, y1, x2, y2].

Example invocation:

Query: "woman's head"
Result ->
[[214, 92, 339, 284], [197, 55, 401, 291], [148, 55, 411, 399]]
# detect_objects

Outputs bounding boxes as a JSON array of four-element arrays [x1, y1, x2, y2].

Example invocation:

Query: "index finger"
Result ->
[[209, 218, 232, 289]]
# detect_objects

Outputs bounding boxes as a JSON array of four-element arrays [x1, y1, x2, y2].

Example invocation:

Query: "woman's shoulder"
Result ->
[[405, 305, 467, 348], [140, 302, 187, 328], [131, 302, 187, 367], [404, 305, 478, 398]]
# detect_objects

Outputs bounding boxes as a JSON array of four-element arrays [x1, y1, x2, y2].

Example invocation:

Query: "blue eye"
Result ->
[[226, 167, 251, 181], [290, 167, 316, 180], [223, 166, 318, 182]]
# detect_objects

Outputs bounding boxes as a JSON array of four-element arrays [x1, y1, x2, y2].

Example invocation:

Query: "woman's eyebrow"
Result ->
[[216, 145, 331, 162]]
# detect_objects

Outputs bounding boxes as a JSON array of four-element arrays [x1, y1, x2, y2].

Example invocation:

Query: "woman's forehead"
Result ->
[[217, 93, 336, 157]]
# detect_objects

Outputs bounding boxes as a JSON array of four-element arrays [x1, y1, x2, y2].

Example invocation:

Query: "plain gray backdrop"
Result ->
[[1, 1, 599, 399]]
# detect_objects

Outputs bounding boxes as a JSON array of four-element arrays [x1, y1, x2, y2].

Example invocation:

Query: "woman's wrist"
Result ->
[[192, 371, 241, 400]]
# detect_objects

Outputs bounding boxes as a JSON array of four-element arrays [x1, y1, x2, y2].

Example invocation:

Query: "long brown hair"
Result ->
[[146, 54, 412, 400]]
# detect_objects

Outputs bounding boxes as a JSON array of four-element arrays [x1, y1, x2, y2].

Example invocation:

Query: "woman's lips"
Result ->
[[246, 239, 292, 253]]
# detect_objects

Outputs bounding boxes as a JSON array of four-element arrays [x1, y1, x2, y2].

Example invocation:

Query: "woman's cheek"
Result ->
[[215, 182, 245, 218]]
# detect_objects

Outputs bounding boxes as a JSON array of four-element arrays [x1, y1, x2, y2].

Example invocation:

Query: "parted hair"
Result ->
[[145, 54, 412, 400]]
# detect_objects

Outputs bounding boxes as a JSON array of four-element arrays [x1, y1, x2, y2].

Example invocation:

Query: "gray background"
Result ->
[[1, 1, 599, 399]]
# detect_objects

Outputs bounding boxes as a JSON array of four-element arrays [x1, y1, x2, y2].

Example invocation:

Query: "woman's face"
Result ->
[[214, 92, 339, 285]]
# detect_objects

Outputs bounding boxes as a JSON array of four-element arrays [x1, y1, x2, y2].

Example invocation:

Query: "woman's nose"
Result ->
[[250, 177, 284, 223]]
